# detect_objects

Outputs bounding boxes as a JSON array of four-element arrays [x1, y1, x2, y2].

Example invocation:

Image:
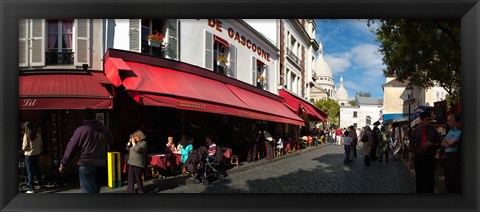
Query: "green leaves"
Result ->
[[371, 19, 461, 98], [314, 98, 340, 127]]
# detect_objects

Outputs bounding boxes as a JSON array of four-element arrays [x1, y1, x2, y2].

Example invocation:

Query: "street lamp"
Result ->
[[405, 83, 414, 139]]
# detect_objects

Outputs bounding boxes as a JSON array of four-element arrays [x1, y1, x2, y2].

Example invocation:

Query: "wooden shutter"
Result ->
[[227, 44, 236, 78], [30, 19, 45, 67], [166, 19, 179, 60], [205, 31, 213, 70], [74, 19, 90, 66], [19, 19, 29, 67], [265, 65, 269, 91], [252, 57, 256, 85], [129, 19, 140, 52]]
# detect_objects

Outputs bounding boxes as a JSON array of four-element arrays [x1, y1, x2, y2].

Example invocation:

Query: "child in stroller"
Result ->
[[197, 137, 227, 185]]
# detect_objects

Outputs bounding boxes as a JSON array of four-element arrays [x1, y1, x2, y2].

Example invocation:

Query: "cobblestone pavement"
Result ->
[[154, 144, 416, 193]]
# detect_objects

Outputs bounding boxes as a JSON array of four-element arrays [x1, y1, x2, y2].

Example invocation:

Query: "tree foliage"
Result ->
[[348, 100, 357, 106], [369, 19, 461, 98], [314, 98, 340, 128]]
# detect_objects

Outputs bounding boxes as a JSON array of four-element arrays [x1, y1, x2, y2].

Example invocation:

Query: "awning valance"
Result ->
[[278, 89, 328, 122], [19, 73, 113, 110]]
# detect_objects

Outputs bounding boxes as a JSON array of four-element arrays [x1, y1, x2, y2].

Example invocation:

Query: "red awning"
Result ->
[[214, 35, 230, 47], [279, 89, 327, 122], [105, 58, 304, 126], [19, 73, 113, 110]]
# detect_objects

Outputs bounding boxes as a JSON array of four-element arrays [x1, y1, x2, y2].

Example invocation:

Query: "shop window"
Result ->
[[205, 32, 236, 78], [252, 58, 268, 90], [19, 19, 90, 68]]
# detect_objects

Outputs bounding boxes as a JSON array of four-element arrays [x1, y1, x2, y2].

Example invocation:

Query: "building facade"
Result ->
[[339, 96, 383, 129]]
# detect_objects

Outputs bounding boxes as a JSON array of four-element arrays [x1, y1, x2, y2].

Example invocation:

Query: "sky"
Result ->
[[314, 19, 386, 99]]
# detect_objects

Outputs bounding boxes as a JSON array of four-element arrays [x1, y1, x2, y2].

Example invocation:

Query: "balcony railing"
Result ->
[[286, 48, 301, 66], [45, 51, 74, 65]]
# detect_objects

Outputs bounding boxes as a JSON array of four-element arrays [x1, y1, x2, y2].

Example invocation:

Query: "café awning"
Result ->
[[19, 73, 113, 110], [278, 89, 328, 122], [104, 57, 304, 126]]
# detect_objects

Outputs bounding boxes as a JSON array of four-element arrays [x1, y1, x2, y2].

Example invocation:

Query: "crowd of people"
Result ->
[[20, 108, 461, 194]]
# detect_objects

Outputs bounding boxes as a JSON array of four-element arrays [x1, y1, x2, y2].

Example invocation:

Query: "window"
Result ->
[[19, 19, 90, 68], [353, 123, 357, 128], [353, 111, 357, 118], [341, 103, 345, 106], [366, 116, 371, 125], [141, 19, 165, 57], [205, 32, 236, 78], [253, 58, 268, 90], [46, 20, 74, 65]]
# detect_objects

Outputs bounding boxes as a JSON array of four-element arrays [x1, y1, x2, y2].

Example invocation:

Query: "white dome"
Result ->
[[315, 53, 333, 78], [335, 76, 349, 101], [335, 86, 349, 101]]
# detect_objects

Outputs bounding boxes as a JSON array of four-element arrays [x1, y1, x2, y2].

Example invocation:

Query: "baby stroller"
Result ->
[[193, 146, 226, 185]]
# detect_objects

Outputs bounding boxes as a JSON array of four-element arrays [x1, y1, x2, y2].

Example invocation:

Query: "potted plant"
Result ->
[[146, 32, 165, 47], [217, 54, 228, 68]]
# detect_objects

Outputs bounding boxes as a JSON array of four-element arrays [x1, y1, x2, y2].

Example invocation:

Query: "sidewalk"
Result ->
[[35, 142, 332, 193]]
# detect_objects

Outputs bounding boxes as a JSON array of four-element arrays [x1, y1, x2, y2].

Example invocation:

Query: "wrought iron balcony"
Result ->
[[286, 48, 301, 66]]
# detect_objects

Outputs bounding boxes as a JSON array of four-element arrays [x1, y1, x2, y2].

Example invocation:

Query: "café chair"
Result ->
[[230, 155, 239, 167]]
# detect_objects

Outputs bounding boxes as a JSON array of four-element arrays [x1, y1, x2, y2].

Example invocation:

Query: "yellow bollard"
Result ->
[[107, 152, 121, 188]]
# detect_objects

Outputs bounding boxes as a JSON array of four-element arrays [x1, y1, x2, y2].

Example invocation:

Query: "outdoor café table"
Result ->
[[149, 153, 181, 172]]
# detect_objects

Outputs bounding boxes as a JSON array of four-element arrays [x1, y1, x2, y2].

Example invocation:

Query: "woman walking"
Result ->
[[360, 125, 374, 167], [126, 130, 148, 193], [22, 122, 43, 193]]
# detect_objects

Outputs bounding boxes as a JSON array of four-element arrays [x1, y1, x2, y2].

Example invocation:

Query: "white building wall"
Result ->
[[340, 105, 383, 129], [179, 19, 279, 94]]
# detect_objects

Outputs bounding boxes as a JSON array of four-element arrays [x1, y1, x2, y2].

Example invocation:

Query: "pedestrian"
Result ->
[[371, 125, 380, 161], [22, 121, 43, 193], [342, 131, 353, 165], [440, 113, 461, 193], [348, 125, 358, 161], [408, 111, 441, 193], [359, 125, 374, 166], [59, 108, 112, 193], [126, 130, 148, 193], [336, 128, 342, 146], [377, 127, 390, 163]]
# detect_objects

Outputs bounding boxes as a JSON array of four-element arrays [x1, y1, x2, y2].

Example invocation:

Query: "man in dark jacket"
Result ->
[[408, 111, 441, 193], [59, 108, 112, 193]]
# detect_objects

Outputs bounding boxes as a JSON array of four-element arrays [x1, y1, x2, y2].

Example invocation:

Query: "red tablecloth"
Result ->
[[149, 153, 181, 171]]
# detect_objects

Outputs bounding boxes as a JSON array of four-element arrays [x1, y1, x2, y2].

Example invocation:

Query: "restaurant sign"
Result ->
[[22, 98, 37, 107], [208, 19, 271, 62]]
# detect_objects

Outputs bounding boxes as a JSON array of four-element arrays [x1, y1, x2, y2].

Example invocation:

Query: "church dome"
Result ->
[[315, 48, 333, 78], [335, 76, 349, 101]]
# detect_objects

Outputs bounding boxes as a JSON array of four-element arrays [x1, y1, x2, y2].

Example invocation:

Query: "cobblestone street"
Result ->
[[155, 144, 416, 193]]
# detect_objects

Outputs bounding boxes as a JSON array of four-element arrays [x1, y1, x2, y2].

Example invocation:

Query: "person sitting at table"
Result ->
[[126, 130, 148, 193], [165, 136, 177, 154], [176, 134, 187, 152], [181, 137, 194, 164]]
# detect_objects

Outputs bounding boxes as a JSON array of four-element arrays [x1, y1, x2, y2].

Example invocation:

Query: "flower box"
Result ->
[[148, 39, 162, 48]]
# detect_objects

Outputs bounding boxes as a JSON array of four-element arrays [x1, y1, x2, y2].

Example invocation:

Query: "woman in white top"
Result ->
[[22, 122, 43, 193]]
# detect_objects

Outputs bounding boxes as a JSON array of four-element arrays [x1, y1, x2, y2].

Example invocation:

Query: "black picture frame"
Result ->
[[1, 0, 478, 211]]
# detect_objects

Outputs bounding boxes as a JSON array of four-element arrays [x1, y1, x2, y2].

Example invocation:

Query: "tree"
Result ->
[[355, 92, 371, 97], [369, 19, 461, 105], [314, 98, 340, 128], [348, 100, 357, 106]]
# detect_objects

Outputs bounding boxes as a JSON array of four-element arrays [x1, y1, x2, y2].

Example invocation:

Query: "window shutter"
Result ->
[[227, 44, 236, 78], [74, 19, 90, 66], [166, 19, 179, 60], [252, 57, 256, 85], [30, 19, 45, 67], [205, 31, 213, 70], [265, 65, 269, 90], [19, 19, 29, 67], [129, 19, 140, 52]]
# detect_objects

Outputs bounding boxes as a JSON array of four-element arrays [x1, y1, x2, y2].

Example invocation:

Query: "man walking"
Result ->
[[441, 113, 461, 193], [408, 111, 441, 193], [59, 108, 113, 193]]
